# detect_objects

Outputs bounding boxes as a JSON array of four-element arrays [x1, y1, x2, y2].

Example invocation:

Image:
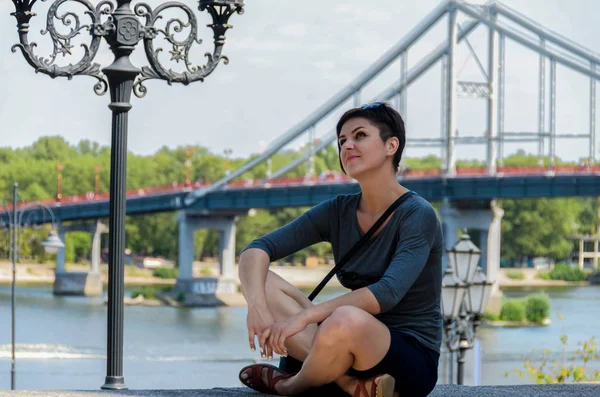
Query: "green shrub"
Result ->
[[525, 293, 550, 324], [507, 270, 526, 280], [483, 312, 500, 321], [500, 300, 525, 322], [152, 267, 179, 279], [130, 286, 172, 300], [125, 265, 152, 278], [175, 291, 186, 303], [538, 264, 587, 282], [537, 271, 551, 280], [506, 326, 600, 384]]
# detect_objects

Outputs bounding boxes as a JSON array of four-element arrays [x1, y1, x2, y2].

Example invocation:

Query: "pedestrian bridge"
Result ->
[[2, 165, 597, 223]]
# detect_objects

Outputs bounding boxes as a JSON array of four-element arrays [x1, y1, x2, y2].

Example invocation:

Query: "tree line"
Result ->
[[0, 136, 595, 266]]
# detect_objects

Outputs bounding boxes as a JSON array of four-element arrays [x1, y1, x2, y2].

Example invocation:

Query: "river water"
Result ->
[[0, 284, 599, 390]]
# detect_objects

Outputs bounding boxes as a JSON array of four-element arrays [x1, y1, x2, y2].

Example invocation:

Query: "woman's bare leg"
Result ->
[[275, 305, 392, 396], [262, 270, 316, 360], [243, 272, 389, 396]]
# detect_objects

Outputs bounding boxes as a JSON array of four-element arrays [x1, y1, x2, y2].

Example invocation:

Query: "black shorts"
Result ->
[[348, 329, 439, 396], [280, 328, 439, 397]]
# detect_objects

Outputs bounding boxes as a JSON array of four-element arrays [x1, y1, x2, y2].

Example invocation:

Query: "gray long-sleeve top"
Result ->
[[242, 191, 443, 353]]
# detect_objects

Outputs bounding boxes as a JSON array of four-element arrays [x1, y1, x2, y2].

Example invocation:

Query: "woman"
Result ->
[[238, 102, 443, 397]]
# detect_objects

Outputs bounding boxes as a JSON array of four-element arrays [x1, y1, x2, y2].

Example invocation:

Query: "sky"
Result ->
[[1, 0, 600, 164]]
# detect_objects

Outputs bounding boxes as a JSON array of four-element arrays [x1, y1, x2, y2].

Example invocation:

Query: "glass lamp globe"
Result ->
[[447, 231, 481, 284], [41, 230, 65, 255], [441, 267, 468, 321]]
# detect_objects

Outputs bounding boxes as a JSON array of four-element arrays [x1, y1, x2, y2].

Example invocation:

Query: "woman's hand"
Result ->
[[260, 313, 308, 357], [246, 304, 275, 358]]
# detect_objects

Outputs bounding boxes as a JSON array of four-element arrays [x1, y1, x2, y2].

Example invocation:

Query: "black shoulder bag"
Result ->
[[279, 191, 415, 374]]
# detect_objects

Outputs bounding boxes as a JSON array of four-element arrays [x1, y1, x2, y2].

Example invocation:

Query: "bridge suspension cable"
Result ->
[[184, 0, 600, 206]]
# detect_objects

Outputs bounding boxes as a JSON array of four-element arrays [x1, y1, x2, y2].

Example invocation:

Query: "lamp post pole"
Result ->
[[185, 148, 193, 187], [455, 311, 472, 385], [224, 148, 233, 175], [1, 183, 65, 390], [95, 166, 102, 198], [10, 184, 17, 390], [9, 0, 244, 389], [102, 12, 139, 385], [56, 164, 64, 201]]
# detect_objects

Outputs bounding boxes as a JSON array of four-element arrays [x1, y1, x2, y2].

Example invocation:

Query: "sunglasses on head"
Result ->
[[361, 101, 386, 110]]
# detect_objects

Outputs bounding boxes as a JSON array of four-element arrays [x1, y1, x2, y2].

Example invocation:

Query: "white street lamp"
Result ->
[[441, 267, 467, 321], [0, 183, 64, 390], [448, 230, 481, 283], [41, 230, 65, 255], [441, 231, 495, 385], [464, 266, 494, 316]]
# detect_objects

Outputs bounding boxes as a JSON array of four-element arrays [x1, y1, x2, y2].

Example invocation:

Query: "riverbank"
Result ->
[[0, 261, 345, 289], [0, 261, 594, 289], [497, 268, 592, 287]]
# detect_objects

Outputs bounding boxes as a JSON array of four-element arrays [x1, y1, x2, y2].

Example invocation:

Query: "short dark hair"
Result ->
[[335, 102, 406, 173]]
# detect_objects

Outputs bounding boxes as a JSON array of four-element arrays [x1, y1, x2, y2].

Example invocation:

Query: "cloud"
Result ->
[[304, 42, 336, 54], [278, 23, 307, 38], [333, 4, 393, 23], [228, 37, 301, 52], [247, 57, 276, 68], [315, 60, 336, 71]]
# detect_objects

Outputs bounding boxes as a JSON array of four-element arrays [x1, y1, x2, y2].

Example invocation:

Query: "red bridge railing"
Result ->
[[2, 165, 599, 211]]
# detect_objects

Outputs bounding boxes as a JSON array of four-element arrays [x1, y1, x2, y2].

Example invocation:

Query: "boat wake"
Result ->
[[0, 344, 262, 363]]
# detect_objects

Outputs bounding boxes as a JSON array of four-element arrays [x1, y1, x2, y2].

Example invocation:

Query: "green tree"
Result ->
[[501, 198, 583, 260], [0, 137, 592, 266]]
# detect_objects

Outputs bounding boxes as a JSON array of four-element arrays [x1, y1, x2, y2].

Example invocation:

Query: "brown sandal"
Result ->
[[353, 374, 395, 397], [238, 363, 293, 395]]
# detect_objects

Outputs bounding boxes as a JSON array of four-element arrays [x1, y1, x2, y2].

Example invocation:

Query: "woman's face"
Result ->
[[338, 117, 397, 179]]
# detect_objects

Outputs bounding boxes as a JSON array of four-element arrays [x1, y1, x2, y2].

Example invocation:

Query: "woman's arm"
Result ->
[[301, 287, 381, 324], [238, 248, 275, 355], [239, 199, 334, 356], [238, 248, 271, 308], [263, 287, 381, 356]]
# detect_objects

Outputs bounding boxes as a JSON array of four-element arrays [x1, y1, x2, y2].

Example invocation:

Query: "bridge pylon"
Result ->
[[54, 220, 106, 296], [175, 211, 240, 306]]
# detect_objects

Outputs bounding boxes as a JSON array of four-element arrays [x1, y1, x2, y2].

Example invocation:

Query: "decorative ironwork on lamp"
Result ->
[[8, 0, 245, 390], [441, 230, 495, 385]]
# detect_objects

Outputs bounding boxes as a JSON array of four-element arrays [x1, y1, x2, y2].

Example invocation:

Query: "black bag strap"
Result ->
[[307, 191, 415, 301]]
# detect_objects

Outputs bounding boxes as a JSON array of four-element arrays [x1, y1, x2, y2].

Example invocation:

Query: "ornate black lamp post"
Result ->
[[441, 231, 494, 385], [1, 183, 65, 390], [9, 0, 244, 390]]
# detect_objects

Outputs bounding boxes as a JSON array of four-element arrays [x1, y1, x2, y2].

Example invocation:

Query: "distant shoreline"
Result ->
[[0, 261, 594, 289]]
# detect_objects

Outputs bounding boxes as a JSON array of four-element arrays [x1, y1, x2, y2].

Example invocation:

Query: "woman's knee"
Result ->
[[265, 271, 312, 309], [317, 306, 368, 343], [264, 271, 282, 296]]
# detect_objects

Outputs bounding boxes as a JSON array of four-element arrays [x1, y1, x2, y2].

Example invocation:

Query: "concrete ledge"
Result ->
[[0, 385, 599, 397]]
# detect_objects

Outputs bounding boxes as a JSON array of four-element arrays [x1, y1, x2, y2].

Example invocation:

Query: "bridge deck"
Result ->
[[2, 171, 600, 224]]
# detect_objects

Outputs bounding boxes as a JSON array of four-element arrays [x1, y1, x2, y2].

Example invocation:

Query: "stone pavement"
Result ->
[[0, 384, 599, 397]]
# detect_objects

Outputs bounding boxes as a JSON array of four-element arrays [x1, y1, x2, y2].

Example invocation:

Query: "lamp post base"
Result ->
[[101, 376, 127, 390]]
